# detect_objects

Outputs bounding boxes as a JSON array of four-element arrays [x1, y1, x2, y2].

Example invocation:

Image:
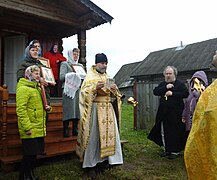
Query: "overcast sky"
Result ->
[[63, 0, 217, 78]]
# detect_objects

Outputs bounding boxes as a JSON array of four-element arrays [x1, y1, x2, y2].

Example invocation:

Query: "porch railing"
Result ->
[[0, 84, 9, 156]]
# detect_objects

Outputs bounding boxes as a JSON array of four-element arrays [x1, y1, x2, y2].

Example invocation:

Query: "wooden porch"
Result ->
[[0, 85, 77, 170]]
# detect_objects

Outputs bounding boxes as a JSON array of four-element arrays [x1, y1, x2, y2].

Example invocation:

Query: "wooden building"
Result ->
[[0, 0, 113, 169], [114, 61, 141, 103], [115, 38, 217, 130]]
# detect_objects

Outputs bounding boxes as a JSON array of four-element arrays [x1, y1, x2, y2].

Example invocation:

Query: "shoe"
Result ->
[[96, 160, 110, 173], [40, 152, 47, 156], [72, 129, 78, 136], [30, 170, 39, 180], [63, 121, 69, 137], [72, 119, 79, 136], [63, 132, 69, 138], [167, 154, 179, 159], [86, 167, 97, 179], [18, 172, 31, 180], [159, 152, 170, 157]]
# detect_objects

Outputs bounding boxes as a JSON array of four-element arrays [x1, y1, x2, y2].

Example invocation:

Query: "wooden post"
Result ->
[[133, 80, 137, 130], [0, 84, 9, 156], [78, 30, 87, 71]]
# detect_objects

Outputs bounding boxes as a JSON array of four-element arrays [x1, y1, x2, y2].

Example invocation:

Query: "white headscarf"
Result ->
[[67, 49, 78, 65], [25, 65, 40, 82]]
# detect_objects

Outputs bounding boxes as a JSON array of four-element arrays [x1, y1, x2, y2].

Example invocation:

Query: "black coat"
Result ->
[[148, 79, 189, 152]]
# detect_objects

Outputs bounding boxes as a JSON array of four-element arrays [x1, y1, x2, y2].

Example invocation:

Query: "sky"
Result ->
[[63, 0, 217, 78]]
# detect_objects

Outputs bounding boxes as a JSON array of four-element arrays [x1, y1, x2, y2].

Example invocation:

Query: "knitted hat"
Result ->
[[95, 53, 108, 64]]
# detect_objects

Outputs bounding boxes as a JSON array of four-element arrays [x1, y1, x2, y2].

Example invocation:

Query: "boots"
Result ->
[[63, 120, 69, 137], [30, 170, 39, 180], [18, 172, 31, 180], [72, 119, 79, 136], [86, 167, 97, 179]]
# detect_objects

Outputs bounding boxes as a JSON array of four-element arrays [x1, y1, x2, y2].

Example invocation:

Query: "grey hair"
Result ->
[[163, 66, 178, 77]]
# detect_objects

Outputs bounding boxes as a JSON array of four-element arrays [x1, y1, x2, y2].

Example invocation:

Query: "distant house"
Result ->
[[114, 61, 141, 102], [115, 38, 217, 130]]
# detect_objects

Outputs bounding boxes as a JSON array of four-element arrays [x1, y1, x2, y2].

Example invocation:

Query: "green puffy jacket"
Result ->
[[16, 78, 46, 139]]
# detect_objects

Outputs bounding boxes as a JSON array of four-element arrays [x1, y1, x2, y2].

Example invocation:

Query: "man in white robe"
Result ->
[[76, 53, 123, 178]]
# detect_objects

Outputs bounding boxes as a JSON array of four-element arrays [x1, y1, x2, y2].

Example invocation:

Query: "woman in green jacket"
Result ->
[[16, 63, 51, 180]]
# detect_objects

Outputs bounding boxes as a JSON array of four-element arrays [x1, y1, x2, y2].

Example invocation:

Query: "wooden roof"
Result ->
[[114, 61, 141, 87], [131, 38, 217, 77], [0, 0, 113, 38], [114, 38, 217, 87]]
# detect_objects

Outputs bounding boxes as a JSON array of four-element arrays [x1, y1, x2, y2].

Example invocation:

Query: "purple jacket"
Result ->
[[182, 71, 208, 131]]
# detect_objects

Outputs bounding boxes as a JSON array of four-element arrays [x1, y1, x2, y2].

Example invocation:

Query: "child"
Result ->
[[16, 65, 51, 180]]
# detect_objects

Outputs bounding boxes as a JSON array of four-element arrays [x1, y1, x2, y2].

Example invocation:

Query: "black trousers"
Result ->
[[20, 155, 36, 175]]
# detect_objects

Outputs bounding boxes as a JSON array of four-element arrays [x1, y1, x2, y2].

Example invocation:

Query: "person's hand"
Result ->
[[166, 83, 174, 89], [40, 78, 49, 86], [165, 90, 173, 97], [45, 105, 51, 111], [96, 81, 105, 90], [49, 82, 56, 86], [110, 84, 118, 91], [182, 118, 186, 123], [25, 129, 32, 135], [56, 60, 60, 63]]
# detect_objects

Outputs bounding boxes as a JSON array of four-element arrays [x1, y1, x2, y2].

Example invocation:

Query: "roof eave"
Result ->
[[80, 0, 114, 24]]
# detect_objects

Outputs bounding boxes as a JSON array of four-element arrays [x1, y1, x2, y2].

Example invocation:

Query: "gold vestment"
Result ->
[[184, 79, 217, 179], [76, 65, 122, 161]]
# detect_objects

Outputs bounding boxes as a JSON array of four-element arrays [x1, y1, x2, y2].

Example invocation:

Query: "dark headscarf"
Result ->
[[28, 39, 41, 56], [24, 44, 38, 60]]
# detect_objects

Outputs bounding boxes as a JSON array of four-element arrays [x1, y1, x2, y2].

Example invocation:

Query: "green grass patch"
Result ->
[[0, 104, 187, 180]]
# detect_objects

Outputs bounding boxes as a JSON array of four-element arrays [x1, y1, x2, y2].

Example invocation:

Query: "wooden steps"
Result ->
[[0, 136, 77, 164], [0, 95, 78, 168], [0, 90, 128, 171]]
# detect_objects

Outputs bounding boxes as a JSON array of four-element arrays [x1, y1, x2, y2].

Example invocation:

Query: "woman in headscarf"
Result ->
[[17, 42, 44, 82], [59, 48, 84, 137], [16, 65, 51, 180], [44, 44, 66, 96], [28, 39, 41, 56], [182, 71, 208, 137], [17, 42, 50, 106]]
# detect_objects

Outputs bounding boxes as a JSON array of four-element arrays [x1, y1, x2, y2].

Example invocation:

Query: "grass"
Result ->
[[0, 104, 187, 180]]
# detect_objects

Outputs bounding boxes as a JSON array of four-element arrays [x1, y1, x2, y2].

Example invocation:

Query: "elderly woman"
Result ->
[[59, 48, 83, 137], [17, 42, 51, 112], [16, 64, 51, 180]]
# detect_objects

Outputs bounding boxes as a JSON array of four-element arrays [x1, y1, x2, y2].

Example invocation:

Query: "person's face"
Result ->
[[96, 62, 107, 74], [164, 68, 175, 83], [73, 51, 79, 61], [31, 70, 40, 82], [53, 45, 58, 53], [34, 42, 41, 51], [30, 48, 38, 59]]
